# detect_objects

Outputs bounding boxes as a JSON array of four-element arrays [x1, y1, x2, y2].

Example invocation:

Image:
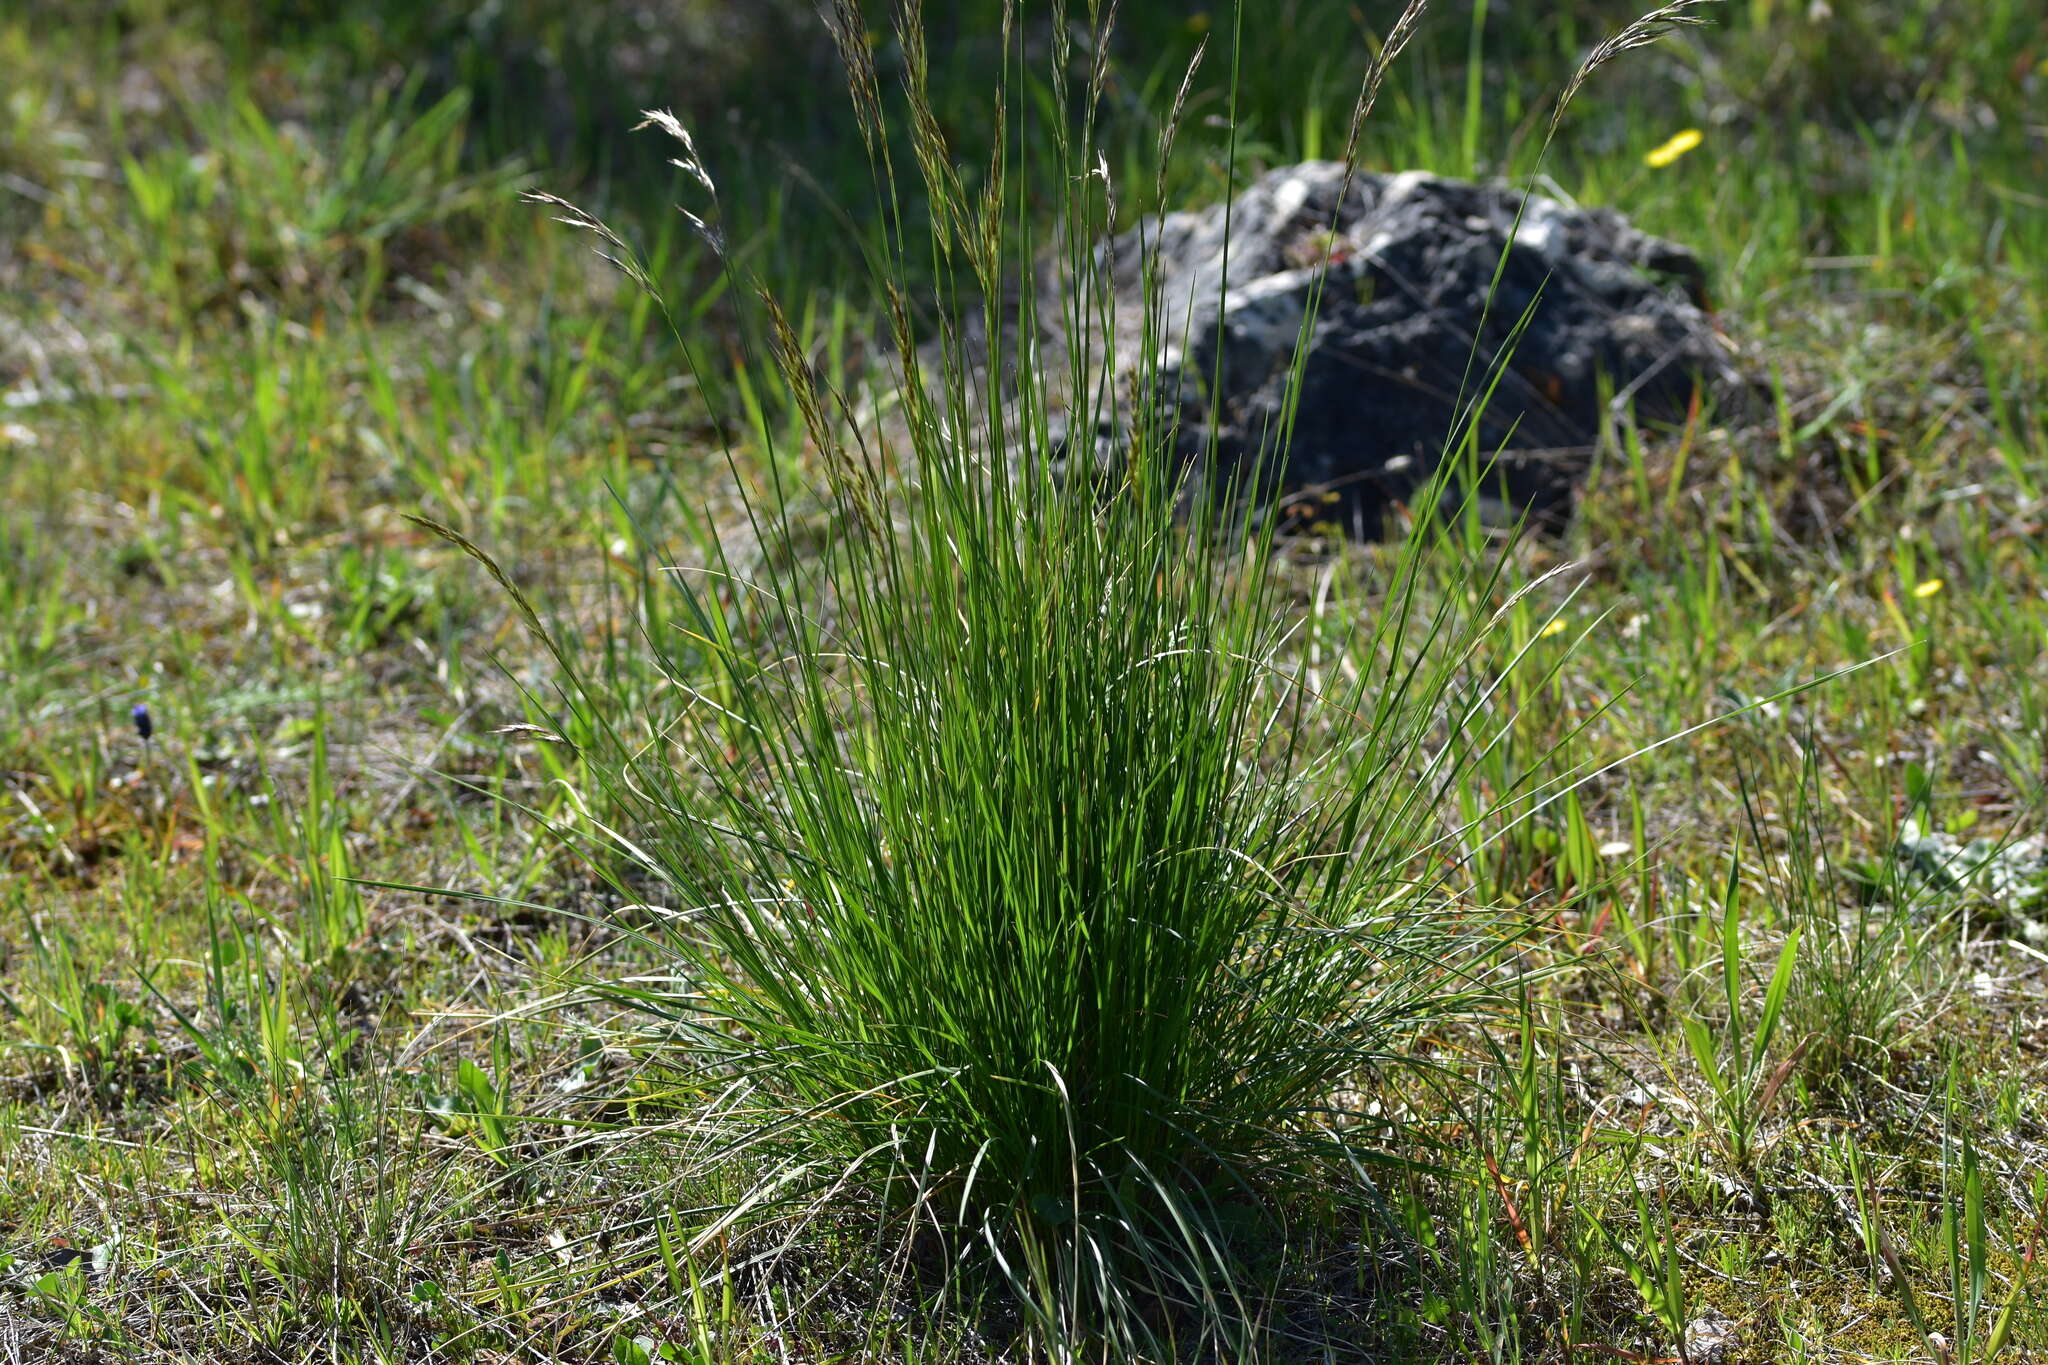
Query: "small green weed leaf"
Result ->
[[455, 1057, 511, 1158], [1680, 1015, 1724, 1098], [1754, 926, 1802, 1058]]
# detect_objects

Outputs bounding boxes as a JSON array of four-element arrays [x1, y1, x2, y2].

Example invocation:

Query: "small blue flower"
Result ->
[[132, 703, 154, 743]]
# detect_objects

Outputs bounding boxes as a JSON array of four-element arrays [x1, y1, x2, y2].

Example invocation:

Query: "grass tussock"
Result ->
[[514, 16, 1573, 1340]]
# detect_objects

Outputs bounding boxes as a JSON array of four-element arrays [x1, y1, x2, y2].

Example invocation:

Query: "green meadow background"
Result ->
[[2, 1, 2045, 1360]]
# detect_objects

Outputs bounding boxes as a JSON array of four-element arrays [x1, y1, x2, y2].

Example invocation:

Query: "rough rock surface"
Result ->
[[1048, 162, 1740, 535]]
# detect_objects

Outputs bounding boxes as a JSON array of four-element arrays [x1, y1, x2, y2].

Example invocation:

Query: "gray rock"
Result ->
[[1683, 1306, 1742, 1364], [1043, 162, 1741, 536]]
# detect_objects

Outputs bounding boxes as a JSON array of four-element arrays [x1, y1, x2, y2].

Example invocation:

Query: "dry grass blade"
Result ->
[[521, 190, 664, 299], [1086, 0, 1123, 120], [405, 514, 552, 653], [823, 0, 885, 155], [633, 108, 716, 196], [1339, 0, 1430, 176], [631, 108, 726, 255], [762, 292, 883, 537], [1154, 36, 1207, 213], [893, 0, 970, 267], [1550, 1, 1720, 137]]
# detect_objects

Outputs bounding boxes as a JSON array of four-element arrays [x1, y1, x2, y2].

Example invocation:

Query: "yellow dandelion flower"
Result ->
[[1912, 577, 1944, 599], [1539, 618, 1570, 639], [1644, 128, 1703, 169]]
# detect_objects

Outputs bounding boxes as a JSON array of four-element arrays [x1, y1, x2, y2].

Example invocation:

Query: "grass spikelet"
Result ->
[[1550, 1, 1720, 137]]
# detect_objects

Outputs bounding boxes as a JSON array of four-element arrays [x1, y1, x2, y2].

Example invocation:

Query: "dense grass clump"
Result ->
[[513, 7, 1548, 1348], [595, 414, 1498, 1341]]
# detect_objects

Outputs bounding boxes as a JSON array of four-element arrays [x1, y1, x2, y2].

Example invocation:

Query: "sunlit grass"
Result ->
[[0, 0, 2043, 1360]]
